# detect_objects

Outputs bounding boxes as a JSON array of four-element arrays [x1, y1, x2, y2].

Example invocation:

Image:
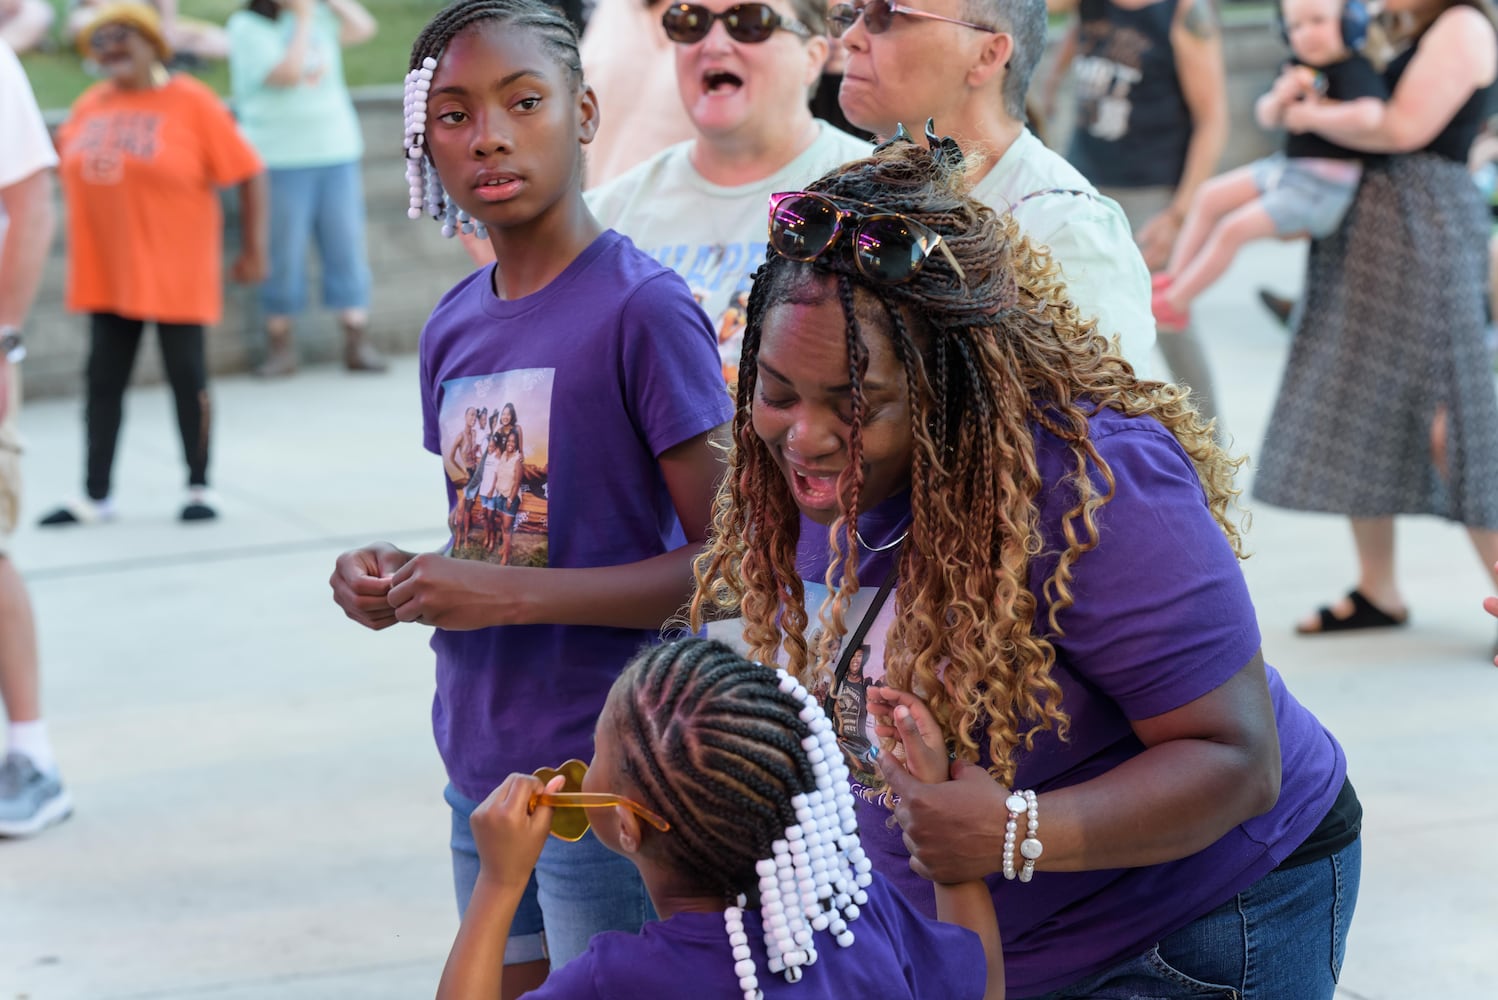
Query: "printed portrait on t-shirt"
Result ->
[[437, 368, 553, 568], [708, 578, 895, 807]]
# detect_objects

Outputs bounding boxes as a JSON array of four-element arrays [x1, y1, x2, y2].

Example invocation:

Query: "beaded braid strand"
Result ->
[[401, 57, 490, 241], [724, 667, 873, 1000]]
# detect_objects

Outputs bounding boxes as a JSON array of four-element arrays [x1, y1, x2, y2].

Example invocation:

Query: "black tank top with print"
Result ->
[[1066, 0, 1192, 188]]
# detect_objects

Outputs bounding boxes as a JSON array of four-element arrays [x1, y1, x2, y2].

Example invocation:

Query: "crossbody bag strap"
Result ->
[[823, 544, 905, 717]]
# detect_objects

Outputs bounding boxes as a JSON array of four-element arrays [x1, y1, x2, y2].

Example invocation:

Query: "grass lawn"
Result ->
[[20, 0, 435, 111]]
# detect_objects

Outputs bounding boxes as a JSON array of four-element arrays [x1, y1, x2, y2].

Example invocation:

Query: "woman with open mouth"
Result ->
[[584, 0, 870, 386]]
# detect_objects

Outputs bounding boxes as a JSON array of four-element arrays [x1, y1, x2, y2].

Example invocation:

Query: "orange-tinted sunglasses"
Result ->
[[530, 759, 672, 842]]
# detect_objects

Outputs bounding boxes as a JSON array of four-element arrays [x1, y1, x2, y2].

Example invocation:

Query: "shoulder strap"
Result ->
[[825, 546, 904, 714]]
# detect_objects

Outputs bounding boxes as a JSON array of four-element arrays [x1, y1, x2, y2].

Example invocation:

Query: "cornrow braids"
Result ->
[[401, 0, 583, 238], [689, 139, 1247, 788], [610, 638, 873, 1000]]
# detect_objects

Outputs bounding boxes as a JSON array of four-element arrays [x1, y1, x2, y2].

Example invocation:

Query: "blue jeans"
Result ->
[[445, 782, 656, 967], [261, 161, 372, 317], [1022, 837, 1361, 999]]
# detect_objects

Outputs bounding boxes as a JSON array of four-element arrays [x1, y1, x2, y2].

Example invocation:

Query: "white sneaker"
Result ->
[[0, 752, 72, 837], [37, 497, 116, 527]]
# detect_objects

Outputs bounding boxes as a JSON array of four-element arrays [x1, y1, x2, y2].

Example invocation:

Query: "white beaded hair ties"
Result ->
[[402, 55, 487, 241], [722, 668, 875, 1000]]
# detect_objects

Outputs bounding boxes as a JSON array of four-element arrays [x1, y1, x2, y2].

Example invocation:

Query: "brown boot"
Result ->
[[255, 326, 297, 377], [342, 320, 387, 373]]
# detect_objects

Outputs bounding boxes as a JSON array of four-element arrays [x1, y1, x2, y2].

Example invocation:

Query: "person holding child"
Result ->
[[691, 134, 1361, 998], [1255, 0, 1498, 639], [328, 0, 733, 995], [1151, 0, 1384, 326], [436, 637, 1003, 1000]]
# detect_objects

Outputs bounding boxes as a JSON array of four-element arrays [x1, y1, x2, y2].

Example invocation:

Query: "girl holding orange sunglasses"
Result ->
[[437, 638, 1004, 1000]]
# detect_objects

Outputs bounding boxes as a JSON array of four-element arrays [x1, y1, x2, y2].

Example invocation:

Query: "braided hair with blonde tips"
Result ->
[[688, 136, 1247, 787]]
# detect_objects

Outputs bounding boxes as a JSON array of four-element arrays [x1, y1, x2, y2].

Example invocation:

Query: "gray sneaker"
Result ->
[[0, 752, 72, 837]]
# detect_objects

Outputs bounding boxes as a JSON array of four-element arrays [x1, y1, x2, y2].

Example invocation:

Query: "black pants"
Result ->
[[85, 312, 209, 501]]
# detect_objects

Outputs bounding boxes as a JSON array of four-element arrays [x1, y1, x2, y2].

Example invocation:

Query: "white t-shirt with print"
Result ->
[[586, 122, 872, 383], [969, 128, 1156, 377]]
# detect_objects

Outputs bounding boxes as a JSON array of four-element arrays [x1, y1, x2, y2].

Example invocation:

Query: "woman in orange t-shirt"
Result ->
[[41, 2, 266, 526]]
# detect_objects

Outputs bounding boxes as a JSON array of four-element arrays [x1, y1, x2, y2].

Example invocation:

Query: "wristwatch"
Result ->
[[0, 326, 25, 364]]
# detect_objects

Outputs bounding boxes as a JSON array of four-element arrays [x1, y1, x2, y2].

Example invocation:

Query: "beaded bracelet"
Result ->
[[1018, 789, 1042, 883], [1002, 789, 1043, 882]]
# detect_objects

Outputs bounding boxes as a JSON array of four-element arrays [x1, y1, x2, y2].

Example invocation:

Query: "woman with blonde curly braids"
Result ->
[[692, 129, 1361, 999]]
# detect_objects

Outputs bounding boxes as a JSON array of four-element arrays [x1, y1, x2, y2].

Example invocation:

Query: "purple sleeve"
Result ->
[[1038, 421, 1262, 719], [618, 272, 734, 457], [868, 875, 987, 1000]]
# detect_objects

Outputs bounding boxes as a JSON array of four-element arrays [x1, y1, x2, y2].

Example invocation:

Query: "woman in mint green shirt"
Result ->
[[227, 0, 384, 375]]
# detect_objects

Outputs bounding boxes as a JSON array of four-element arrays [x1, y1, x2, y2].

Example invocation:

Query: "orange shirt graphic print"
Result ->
[[71, 111, 162, 186]]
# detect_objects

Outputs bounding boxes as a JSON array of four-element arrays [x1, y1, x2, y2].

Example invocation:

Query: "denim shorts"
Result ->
[[1020, 837, 1360, 999], [445, 782, 656, 967], [1251, 153, 1363, 239], [482, 494, 521, 515]]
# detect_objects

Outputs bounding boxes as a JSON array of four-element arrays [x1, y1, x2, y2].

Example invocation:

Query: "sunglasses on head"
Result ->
[[827, 0, 997, 37], [768, 190, 966, 285], [530, 759, 672, 842], [662, 2, 812, 44]]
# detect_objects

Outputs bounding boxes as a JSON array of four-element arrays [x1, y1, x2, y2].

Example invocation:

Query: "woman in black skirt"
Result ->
[[1255, 0, 1498, 647]]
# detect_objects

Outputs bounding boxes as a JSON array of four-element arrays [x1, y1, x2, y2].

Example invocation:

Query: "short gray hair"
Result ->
[[968, 0, 1046, 120]]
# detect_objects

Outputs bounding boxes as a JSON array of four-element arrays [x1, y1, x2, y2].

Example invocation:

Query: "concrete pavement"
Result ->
[[2, 237, 1496, 999]]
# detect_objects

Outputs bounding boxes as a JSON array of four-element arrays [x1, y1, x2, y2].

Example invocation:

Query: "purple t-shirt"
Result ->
[[418, 230, 733, 800], [530, 871, 985, 999], [789, 406, 1346, 996]]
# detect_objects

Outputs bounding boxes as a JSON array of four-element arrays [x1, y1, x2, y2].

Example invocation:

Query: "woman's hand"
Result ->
[[230, 249, 268, 285], [1135, 210, 1182, 271], [471, 773, 563, 894], [880, 754, 1007, 883]]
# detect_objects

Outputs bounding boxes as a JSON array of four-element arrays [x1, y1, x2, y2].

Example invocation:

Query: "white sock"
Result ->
[[7, 719, 57, 774]]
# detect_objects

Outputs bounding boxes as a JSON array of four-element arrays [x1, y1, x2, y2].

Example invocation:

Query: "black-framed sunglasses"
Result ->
[[662, 2, 812, 43], [827, 0, 997, 37], [768, 190, 966, 285]]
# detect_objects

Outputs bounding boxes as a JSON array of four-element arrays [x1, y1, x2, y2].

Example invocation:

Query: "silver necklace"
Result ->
[[855, 525, 910, 552]]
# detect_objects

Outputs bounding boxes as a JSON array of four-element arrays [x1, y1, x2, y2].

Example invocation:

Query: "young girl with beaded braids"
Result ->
[[690, 131, 1363, 999], [436, 637, 1003, 1000], [328, 0, 731, 993]]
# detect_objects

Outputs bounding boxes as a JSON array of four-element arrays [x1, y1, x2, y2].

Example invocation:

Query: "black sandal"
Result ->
[[1296, 589, 1408, 635]]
